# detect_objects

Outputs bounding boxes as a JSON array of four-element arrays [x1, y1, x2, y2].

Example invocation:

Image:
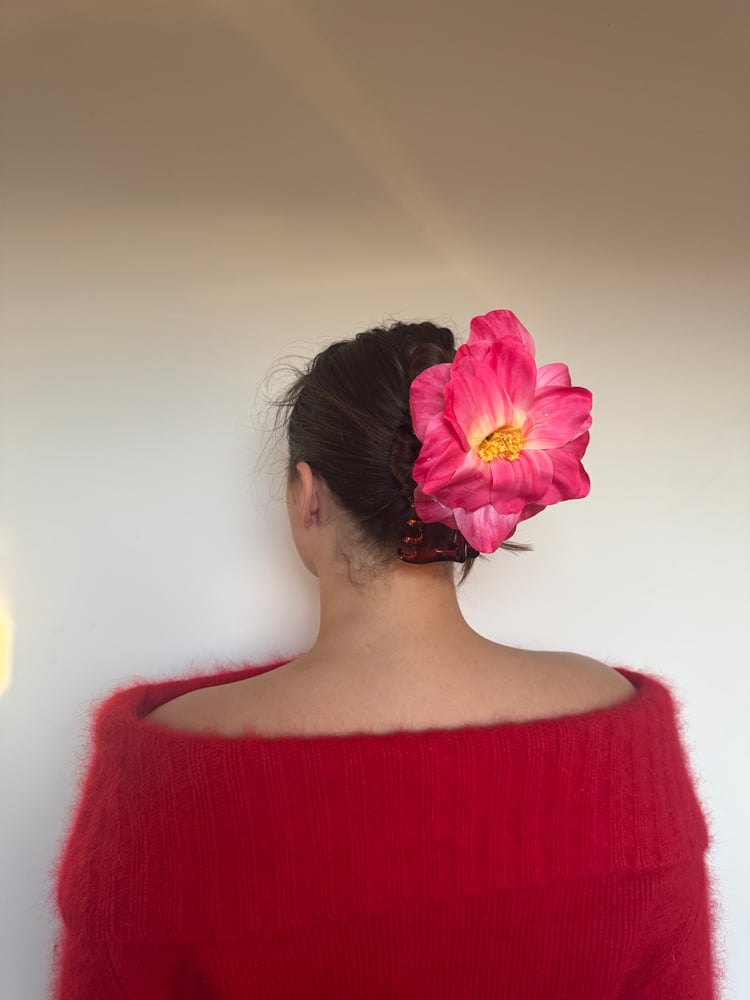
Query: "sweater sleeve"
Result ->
[[621, 854, 718, 999]]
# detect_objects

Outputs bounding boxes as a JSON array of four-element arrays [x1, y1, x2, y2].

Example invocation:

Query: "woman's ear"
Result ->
[[296, 461, 321, 529]]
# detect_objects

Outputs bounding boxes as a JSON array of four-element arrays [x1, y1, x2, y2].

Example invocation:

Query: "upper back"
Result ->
[[148, 647, 638, 738]]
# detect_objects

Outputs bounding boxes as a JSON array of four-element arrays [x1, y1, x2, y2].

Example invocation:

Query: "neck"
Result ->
[[299, 559, 486, 682]]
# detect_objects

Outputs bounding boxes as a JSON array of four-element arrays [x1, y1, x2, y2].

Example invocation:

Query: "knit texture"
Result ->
[[50, 661, 717, 998]]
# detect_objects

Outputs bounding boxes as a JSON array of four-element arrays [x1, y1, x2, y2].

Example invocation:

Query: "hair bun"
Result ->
[[274, 317, 479, 580]]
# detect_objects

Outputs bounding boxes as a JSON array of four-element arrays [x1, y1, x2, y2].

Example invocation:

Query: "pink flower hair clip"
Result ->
[[405, 309, 593, 556]]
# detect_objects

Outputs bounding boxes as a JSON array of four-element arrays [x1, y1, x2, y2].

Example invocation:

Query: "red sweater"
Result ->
[[50, 661, 718, 999]]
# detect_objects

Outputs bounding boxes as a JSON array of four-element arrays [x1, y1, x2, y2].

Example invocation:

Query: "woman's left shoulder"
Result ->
[[144, 673, 271, 737], [145, 684, 230, 735]]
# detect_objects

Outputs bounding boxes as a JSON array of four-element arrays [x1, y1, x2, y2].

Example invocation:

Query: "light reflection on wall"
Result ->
[[0, 608, 13, 695]]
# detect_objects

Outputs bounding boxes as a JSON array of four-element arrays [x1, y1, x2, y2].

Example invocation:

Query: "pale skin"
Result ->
[[148, 462, 636, 737]]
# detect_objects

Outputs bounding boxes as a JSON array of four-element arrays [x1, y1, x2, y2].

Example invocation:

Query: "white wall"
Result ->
[[1, 1, 748, 996]]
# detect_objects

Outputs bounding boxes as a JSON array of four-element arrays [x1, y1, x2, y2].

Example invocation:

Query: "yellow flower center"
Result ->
[[476, 425, 526, 463]]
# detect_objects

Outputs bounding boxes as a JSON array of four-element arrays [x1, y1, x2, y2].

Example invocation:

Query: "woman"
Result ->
[[51, 310, 717, 998]]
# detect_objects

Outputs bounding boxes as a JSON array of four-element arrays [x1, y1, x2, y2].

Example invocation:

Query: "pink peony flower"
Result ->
[[408, 310, 592, 553]]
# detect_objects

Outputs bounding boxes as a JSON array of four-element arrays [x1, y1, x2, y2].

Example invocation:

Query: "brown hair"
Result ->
[[271, 319, 528, 585]]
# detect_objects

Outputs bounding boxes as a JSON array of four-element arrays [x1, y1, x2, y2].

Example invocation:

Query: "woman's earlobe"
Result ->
[[304, 494, 320, 529]]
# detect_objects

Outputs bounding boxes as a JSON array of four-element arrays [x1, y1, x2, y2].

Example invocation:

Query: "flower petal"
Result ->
[[536, 363, 571, 389], [488, 448, 555, 514], [412, 420, 490, 499], [560, 430, 590, 462], [536, 448, 591, 506], [523, 386, 592, 449], [413, 487, 458, 530], [443, 350, 514, 447], [468, 310, 536, 358], [428, 453, 495, 514], [486, 337, 537, 418], [518, 502, 546, 523], [453, 504, 521, 553], [409, 363, 451, 441]]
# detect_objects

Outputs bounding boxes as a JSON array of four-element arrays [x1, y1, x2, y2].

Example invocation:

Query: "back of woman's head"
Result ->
[[274, 320, 483, 582], [270, 308, 600, 582]]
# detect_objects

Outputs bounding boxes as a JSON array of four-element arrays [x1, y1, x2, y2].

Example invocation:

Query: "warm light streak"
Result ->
[[0, 609, 13, 695]]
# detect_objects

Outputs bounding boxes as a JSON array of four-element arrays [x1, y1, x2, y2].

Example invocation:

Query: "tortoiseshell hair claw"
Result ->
[[398, 509, 479, 564]]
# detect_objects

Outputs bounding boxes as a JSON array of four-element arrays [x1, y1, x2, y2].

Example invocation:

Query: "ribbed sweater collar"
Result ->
[[55, 663, 709, 943]]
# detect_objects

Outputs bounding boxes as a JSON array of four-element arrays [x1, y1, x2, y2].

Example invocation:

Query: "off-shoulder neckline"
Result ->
[[101, 661, 668, 750]]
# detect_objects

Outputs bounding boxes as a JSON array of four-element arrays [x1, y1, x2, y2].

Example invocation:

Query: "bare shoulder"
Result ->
[[145, 684, 231, 735], [144, 653, 637, 737], [523, 650, 637, 715]]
